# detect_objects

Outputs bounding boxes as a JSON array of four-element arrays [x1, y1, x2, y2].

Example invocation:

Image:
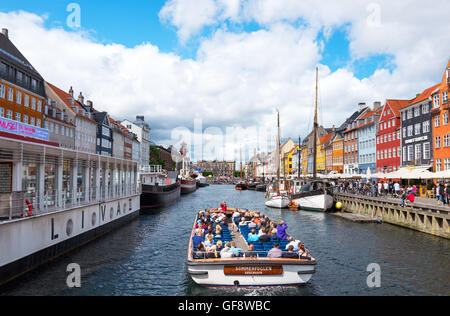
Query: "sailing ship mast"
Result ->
[[240, 145, 243, 179], [276, 109, 281, 195], [313, 67, 319, 180]]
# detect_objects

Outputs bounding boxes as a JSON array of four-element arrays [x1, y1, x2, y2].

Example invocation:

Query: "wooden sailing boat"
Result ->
[[290, 67, 334, 211], [265, 110, 290, 208]]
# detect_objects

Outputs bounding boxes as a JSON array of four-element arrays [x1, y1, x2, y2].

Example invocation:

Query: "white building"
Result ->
[[121, 116, 151, 168]]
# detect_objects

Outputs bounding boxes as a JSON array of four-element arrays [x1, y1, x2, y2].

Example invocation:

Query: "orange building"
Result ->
[[0, 29, 45, 129], [431, 59, 450, 171], [331, 133, 344, 173]]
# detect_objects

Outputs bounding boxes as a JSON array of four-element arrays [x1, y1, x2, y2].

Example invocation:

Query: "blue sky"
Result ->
[[0, 0, 394, 80]]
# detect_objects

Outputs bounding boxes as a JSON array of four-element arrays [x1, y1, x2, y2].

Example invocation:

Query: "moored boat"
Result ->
[[290, 180, 334, 212], [140, 166, 181, 210], [187, 208, 316, 287], [235, 183, 248, 190], [181, 178, 197, 195], [265, 195, 290, 209]]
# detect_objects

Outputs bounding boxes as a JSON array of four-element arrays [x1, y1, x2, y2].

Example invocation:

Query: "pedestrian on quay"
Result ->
[[394, 181, 401, 197], [436, 183, 444, 206], [444, 183, 449, 206]]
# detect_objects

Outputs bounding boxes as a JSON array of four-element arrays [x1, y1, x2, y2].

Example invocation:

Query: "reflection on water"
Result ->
[[1, 185, 449, 296]]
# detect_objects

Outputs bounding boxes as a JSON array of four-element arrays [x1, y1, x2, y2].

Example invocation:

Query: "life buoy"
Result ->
[[25, 199, 33, 217]]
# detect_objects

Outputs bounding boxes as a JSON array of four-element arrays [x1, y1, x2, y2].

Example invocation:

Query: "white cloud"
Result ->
[[1, 3, 449, 161]]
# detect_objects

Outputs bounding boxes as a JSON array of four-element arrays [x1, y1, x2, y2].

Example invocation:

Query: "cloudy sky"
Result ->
[[1, 0, 449, 162]]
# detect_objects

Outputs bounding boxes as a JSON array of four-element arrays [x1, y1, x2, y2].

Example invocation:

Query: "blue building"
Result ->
[[358, 103, 382, 175]]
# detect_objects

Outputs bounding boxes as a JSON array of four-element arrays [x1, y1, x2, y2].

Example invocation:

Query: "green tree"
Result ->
[[149, 146, 166, 168]]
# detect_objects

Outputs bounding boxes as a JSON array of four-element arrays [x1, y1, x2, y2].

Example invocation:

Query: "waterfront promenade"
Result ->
[[335, 193, 450, 239]]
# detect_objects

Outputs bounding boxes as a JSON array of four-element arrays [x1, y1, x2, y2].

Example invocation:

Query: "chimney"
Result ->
[[86, 100, 93, 107], [136, 115, 144, 122], [69, 86, 74, 97], [1, 28, 8, 39], [78, 92, 84, 105], [358, 102, 366, 111], [373, 101, 381, 108]]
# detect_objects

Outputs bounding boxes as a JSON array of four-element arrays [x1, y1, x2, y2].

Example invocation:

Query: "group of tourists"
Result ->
[[333, 179, 450, 207], [192, 206, 311, 260]]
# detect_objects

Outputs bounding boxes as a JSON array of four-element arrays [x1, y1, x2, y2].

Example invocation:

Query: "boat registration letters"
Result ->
[[224, 266, 283, 275]]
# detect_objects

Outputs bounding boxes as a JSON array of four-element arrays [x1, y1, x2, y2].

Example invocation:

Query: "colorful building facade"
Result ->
[[376, 99, 407, 173], [431, 60, 450, 171]]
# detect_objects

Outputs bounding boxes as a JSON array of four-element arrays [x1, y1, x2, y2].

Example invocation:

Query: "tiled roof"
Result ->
[[319, 133, 333, 145], [385, 99, 410, 116], [46, 82, 96, 122], [408, 84, 440, 106]]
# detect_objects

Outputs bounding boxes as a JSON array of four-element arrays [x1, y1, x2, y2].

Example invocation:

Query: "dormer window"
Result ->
[[433, 93, 440, 108]]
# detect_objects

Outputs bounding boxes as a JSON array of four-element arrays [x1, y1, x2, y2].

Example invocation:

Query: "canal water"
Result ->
[[1, 185, 449, 296]]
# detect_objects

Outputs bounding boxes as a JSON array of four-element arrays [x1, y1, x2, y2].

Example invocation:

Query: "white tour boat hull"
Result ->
[[187, 260, 315, 287]]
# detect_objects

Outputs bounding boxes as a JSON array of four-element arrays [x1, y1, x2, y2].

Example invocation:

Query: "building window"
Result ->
[[36, 119, 41, 127], [24, 94, 29, 107], [7, 88, 13, 102], [444, 134, 450, 147], [436, 159, 442, 172], [414, 106, 420, 117], [23, 115, 28, 124], [414, 123, 421, 135], [31, 98, 36, 110], [55, 124, 59, 135], [423, 121, 430, 133], [435, 136, 441, 149], [16, 91, 21, 105], [0, 108, 4, 117], [37, 100, 42, 112], [443, 91, 448, 104], [433, 94, 440, 108], [407, 145, 413, 161], [435, 116, 440, 127], [443, 113, 448, 125], [423, 142, 430, 160], [407, 109, 413, 119], [0, 84, 5, 98], [15, 112, 21, 122], [407, 126, 413, 137], [415, 144, 421, 161], [6, 110, 13, 119], [445, 158, 450, 171]]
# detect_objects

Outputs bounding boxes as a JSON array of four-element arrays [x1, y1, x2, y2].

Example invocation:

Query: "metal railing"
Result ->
[[140, 165, 162, 174]]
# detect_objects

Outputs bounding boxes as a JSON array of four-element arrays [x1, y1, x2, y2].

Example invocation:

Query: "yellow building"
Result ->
[[301, 145, 309, 175], [284, 145, 299, 175]]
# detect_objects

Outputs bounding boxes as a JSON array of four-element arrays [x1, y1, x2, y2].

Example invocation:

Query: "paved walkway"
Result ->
[[229, 223, 249, 251], [337, 193, 450, 214]]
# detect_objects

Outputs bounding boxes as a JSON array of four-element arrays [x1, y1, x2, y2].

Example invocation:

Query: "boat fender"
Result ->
[[25, 199, 33, 217], [376, 219, 383, 224]]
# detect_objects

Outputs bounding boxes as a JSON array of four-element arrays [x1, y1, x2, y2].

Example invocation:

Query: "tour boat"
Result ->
[[140, 166, 181, 209], [187, 208, 317, 287]]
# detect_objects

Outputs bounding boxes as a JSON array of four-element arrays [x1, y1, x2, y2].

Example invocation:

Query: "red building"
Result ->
[[376, 99, 409, 173]]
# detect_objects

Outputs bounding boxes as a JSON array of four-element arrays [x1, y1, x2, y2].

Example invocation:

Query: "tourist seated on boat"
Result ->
[[244, 244, 257, 258], [258, 228, 271, 243], [216, 240, 224, 252], [215, 225, 222, 238], [267, 244, 282, 258], [298, 243, 311, 259], [194, 243, 206, 259], [252, 214, 262, 227], [205, 245, 220, 259], [230, 241, 243, 257], [247, 228, 260, 242], [205, 235, 215, 248], [282, 245, 299, 259], [285, 237, 301, 251], [204, 225, 214, 237], [192, 231, 205, 249], [276, 220, 288, 240], [220, 242, 234, 258]]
